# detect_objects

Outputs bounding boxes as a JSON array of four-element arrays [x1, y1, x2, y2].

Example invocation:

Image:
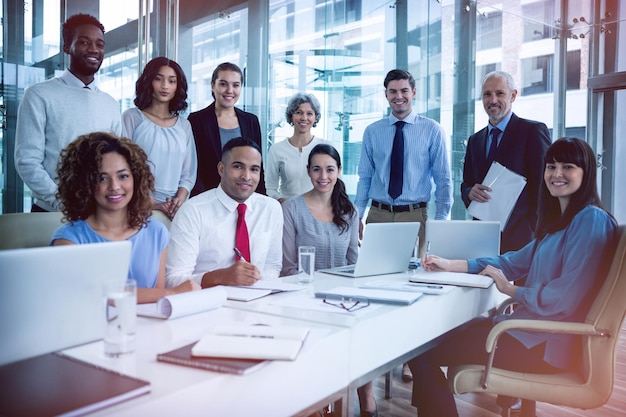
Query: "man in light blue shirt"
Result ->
[[355, 69, 452, 257]]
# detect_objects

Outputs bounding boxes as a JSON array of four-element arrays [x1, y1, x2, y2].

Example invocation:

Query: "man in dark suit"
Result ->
[[462, 70, 550, 253], [188, 62, 266, 197]]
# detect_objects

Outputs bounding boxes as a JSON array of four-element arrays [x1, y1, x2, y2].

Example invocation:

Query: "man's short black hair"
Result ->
[[384, 69, 415, 90], [222, 137, 262, 160], [62, 14, 105, 47]]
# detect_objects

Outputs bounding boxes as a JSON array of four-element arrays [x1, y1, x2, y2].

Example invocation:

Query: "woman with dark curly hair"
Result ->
[[52, 132, 199, 304], [122, 56, 197, 220]]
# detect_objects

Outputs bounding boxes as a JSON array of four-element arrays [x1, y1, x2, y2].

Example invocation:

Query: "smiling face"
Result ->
[[211, 70, 242, 110], [94, 152, 134, 213], [291, 102, 316, 134], [218, 146, 262, 203], [385, 79, 416, 119], [544, 160, 584, 212], [151, 65, 177, 105], [308, 153, 340, 194], [482, 76, 517, 125], [64, 24, 105, 83]]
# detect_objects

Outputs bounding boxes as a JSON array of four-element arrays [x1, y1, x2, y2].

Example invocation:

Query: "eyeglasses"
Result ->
[[323, 296, 370, 312]]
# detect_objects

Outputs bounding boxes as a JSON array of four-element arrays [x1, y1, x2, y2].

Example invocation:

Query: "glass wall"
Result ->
[[2, 0, 623, 221]]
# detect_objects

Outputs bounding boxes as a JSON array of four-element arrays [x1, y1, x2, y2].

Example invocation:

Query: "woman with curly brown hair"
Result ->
[[51, 132, 199, 303]]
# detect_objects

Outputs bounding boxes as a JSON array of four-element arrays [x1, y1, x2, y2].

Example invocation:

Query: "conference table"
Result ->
[[61, 270, 504, 416]]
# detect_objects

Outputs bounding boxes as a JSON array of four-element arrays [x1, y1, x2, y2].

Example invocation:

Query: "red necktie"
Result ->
[[235, 204, 250, 262]]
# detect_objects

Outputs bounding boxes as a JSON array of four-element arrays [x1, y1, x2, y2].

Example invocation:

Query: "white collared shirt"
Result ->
[[165, 185, 284, 287]]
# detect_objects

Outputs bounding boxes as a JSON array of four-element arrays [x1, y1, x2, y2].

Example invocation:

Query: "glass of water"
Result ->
[[298, 246, 316, 284], [103, 279, 137, 357]]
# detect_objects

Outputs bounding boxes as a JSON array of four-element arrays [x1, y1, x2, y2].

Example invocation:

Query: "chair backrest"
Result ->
[[0, 212, 64, 250], [580, 224, 626, 406], [150, 210, 172, 230]]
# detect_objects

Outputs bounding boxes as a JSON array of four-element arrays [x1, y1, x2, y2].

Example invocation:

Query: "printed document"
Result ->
[[468, 162, 526, 231]]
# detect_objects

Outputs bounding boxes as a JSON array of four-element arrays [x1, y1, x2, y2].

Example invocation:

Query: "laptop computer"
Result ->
[[0, 241, 131, 365], [425, 220, 500, 260], [318, 222, 420, 277]]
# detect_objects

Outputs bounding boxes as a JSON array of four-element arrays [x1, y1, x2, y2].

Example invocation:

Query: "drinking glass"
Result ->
[[298, 246, 316, 284], [103, 279, 137, 357]]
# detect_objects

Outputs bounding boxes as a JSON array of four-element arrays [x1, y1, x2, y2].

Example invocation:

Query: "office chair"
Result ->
[[150, 210, 172, 230], [448, 225, 626, 417], [0, 212, 64, 250]]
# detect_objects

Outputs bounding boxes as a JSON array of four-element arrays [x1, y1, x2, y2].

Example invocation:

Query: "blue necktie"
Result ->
[[486, 127, 501, 166], [388, 121, 405, 199]]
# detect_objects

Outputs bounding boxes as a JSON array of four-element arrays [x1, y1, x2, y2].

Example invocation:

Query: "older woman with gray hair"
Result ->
[[266, 92, 325, 202]]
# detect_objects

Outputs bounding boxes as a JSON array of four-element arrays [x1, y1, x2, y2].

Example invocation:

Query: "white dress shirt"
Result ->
[[165, 185, 283, 287]]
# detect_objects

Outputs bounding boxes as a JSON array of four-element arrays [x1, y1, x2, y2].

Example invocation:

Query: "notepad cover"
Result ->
[[157, 342, 268, 375], [0, 352, 150, 417]]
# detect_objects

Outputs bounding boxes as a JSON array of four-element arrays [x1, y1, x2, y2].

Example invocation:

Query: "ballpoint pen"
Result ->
[[233, 247, 246, 261], [405, 282, 443, 290]]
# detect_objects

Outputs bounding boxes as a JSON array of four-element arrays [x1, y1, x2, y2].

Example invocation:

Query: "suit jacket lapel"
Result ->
[[206, 102, 223, 160]]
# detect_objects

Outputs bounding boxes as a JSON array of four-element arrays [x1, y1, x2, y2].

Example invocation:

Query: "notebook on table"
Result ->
[[315, 286, 424, 305], [408, 271, 494, 289], [425, 220, 501, 260], [157, 343, 268, 376], [318, 222, 420, 277], [0, 352, 150, 417]]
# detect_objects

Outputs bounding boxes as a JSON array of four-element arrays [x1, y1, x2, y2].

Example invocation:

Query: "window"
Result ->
[[522, 54, 553, 95], [522, 0, 554, 42], [477, 10, 502, 51]]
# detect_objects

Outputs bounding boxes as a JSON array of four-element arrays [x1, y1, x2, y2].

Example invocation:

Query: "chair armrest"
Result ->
[[479, 319, 609, 389], [496, 298, 517, 315], [484, 319, 605, 353]]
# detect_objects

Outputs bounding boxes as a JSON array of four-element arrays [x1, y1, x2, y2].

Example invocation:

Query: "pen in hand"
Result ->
[[233, 247, 246, 262], [421, 241, 431, 271]]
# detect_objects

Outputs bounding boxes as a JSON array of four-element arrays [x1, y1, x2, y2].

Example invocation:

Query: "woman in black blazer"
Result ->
[[188, 62, 266, 196]]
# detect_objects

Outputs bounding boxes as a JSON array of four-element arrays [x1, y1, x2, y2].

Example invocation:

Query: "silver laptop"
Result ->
[[319, 222, 420, 277], [0, 241, 131, 365], [425, 220, 500, 259]]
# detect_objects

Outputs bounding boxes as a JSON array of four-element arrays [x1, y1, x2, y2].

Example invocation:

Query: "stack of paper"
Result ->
[[191, 324, 310, 361], [408, 271, 494, 288], [468, 161, 526, 231]]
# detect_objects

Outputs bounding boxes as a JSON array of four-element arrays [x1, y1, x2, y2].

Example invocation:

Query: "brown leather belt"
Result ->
[[371, 200, 427, 212]]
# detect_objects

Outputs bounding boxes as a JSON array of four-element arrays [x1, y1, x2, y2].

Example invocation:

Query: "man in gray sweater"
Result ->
[[15, 13, 121, 212]]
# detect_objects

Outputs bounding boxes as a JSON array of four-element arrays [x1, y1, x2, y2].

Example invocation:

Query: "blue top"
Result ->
[[51, 218, 169, 289], [468, 205, 618, 369], [355, 109, 452, 219]]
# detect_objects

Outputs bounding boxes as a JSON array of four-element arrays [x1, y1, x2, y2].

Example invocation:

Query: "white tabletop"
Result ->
[[59, 270, 504, 416], [228, 271, 504, 384], [62, 306, 351, 417]]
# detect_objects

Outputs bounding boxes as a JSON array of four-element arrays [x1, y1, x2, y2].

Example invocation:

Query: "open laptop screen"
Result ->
[[0, 241, 131, 365], [425, 220, 500, 260]]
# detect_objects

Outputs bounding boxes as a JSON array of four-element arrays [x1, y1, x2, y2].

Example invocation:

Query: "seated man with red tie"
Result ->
[[166, 137, 283, 288]]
